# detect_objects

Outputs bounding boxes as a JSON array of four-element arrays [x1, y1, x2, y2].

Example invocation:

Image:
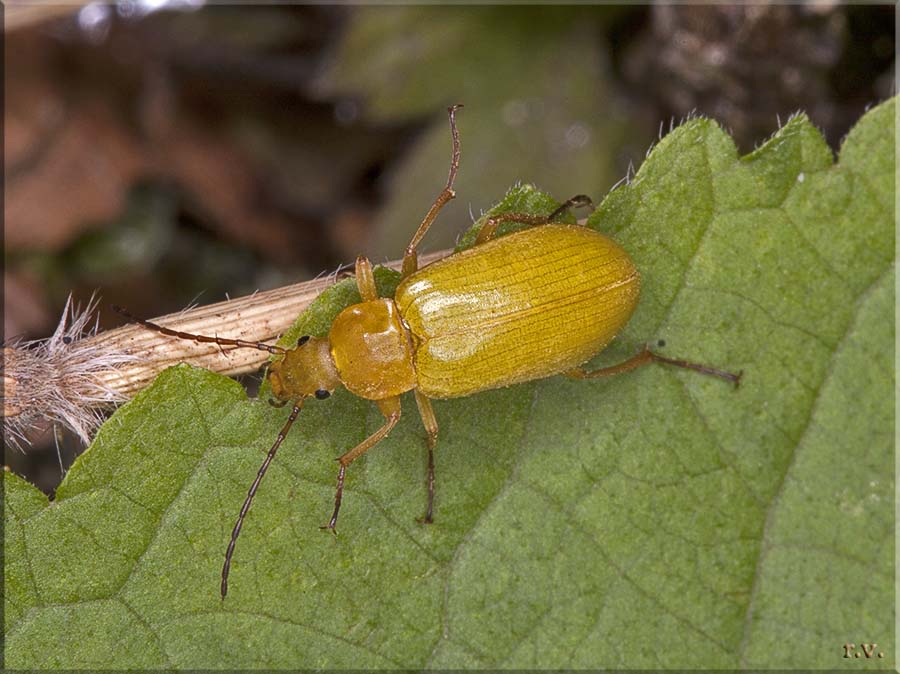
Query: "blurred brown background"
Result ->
[[4, 3, 894, 490]]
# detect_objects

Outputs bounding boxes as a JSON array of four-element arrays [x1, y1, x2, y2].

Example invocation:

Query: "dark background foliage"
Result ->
[[4, 3, 894, 490]]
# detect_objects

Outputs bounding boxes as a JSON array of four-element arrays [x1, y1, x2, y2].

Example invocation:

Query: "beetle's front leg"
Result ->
[[355, 256, 378, 302], [321, 396, 402, 533]]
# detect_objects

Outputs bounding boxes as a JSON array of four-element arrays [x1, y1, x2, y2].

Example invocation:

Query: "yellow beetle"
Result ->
[[116, 106, 739, 598]]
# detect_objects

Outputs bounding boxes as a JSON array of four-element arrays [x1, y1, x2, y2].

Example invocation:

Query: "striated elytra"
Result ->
[[395, 224, 640, 398]]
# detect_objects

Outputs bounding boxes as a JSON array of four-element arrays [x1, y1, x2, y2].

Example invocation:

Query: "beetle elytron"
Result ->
[[116, 105, 740, 598]]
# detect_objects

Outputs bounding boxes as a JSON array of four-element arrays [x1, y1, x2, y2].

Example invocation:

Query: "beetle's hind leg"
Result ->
[[321, 397, 402, 533], [402, 105, 463, 279], [474, 194, 594, 245], [413, 390, 439, 524], [566, 345, 742, 387]]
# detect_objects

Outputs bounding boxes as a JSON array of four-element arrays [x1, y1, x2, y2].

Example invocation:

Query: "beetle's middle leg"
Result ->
[[402, 105, 463, 279], [474, 194, 593, 244], [566, 346, 742, 386], [413, 389, 439, 524], [322, 396, 402, 532]]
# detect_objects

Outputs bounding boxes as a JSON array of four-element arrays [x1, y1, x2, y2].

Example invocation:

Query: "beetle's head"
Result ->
[[268, 335, 340, 402]]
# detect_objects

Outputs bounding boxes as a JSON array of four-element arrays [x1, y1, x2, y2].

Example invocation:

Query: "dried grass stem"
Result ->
[[3, 250, 448, 447]]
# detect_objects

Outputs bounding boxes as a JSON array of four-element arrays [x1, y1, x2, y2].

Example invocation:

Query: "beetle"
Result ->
[[115, 105, 740, 598]]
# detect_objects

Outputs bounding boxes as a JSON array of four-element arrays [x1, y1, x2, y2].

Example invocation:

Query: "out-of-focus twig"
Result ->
[[4, 3, 81, 32]]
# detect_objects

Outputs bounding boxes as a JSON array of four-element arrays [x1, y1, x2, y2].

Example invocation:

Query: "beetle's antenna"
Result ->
[[221, 401, 303, 599], [113, 305, 286, 355]]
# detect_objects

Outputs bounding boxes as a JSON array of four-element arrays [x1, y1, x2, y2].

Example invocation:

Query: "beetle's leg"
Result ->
[[321, 396, 402, 532], [547, 194, 594, 221], [475, 213, 547, 245], [413, 390, 439, 524], [566, 345, 742, 387], [402, 105, 463, 278], [355, 256, 378, 302], [474, 195, 594, 245]]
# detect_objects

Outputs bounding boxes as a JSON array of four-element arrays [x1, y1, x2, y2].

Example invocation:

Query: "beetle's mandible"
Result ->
[[115, 104, 741, 599]]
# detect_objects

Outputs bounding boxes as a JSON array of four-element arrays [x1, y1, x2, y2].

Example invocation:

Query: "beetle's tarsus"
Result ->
[[547, 194, 594, 221]]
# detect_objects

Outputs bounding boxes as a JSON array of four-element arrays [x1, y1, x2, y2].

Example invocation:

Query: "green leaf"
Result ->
[[5, 99, 894, 669]]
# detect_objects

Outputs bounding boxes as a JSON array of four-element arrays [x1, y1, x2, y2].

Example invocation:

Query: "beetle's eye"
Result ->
[[314, 389, 331, 400], [297, 335, 310, 346]]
